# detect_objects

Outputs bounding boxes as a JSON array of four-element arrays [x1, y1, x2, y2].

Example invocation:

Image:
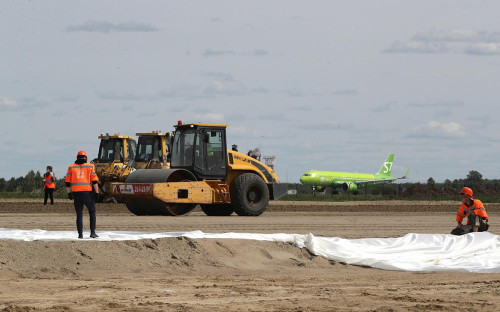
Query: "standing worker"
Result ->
[[65, 151, 100, 239], [451, 187, 489, 235], [43, 165, 56, 205]]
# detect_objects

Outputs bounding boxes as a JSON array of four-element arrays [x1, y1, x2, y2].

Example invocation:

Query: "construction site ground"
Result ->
[[0, 199, 499, 311]]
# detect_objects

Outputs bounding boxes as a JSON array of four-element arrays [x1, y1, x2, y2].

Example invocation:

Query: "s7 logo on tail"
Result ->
[[383, 162, 392, 174]]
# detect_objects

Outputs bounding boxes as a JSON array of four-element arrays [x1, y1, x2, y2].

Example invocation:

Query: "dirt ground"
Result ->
[[1, 199, 499, 311]]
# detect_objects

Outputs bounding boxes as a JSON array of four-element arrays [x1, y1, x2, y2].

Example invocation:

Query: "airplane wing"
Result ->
[[352, 169, 410, 185]]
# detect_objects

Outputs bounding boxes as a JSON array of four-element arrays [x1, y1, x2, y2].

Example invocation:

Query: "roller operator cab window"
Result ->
[[193, 129, 226, 178], [114, 141, 124, 161], [98, 139, 116, 162], [193, 130, 223, 171], [194, 132, 204, 169], [127, 139, 136, 161], [136, 137, 154, 161], [171, 129, 196, 167], [206, 130, 223, 170]]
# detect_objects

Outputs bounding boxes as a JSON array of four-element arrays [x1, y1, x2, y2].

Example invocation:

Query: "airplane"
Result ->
[[299, 153, 409, 194]]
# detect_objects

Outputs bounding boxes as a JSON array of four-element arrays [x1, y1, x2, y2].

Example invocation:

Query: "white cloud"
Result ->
[[204, 81, 247, 96], [414, 121, 466, 138], [203, 49, 236, 57], [385, 29, 500, 55], [0, 97, 18, 111], [412, 29, 478, 42]]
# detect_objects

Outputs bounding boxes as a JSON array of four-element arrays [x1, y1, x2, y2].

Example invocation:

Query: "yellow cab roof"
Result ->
[[98, 133, 135, 139], [135, 132, 168, 136], [174, 123, 229, 129]]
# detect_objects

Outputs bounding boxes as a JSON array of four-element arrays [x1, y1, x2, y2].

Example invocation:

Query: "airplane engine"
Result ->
[[341, 182, 358, 192]]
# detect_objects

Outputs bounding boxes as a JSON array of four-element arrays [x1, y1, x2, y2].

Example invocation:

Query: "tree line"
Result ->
[[426, 170, 500, 189], [0, 170, 66, 193], [1, 169, 499, 197]]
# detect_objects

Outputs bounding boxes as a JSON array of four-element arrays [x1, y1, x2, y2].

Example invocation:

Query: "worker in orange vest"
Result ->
[[43, 165, 56, 205], [65, 151, 100, 239], [451, 187, 489, 235]]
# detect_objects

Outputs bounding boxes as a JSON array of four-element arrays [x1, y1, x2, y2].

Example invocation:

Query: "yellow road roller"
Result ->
[[93, 133, 136, 202], [110, 122, 287, 216]]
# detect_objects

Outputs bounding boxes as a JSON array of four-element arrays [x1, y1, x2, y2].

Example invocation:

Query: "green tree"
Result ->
[[466, 170, 483, 187], [5, 177, 16, 192], [427, 177, 435, 189], [24, 170, 38, 192]]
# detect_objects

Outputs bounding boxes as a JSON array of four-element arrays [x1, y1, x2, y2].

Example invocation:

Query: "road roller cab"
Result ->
[[134, 131, 172, 169], [170, 123, 228, 181], [93, 133, 137, 202], [111, 122, 287, 216]]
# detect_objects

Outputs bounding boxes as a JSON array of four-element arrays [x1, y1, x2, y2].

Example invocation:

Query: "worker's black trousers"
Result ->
[[468, 212, 489, 232], [73, 191, 96, 234], [44, 188, 54, 205]]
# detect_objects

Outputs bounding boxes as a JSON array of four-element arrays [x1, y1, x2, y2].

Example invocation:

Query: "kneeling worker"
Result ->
[[65, 151, 100, 239], [451, 187, 489, 235]]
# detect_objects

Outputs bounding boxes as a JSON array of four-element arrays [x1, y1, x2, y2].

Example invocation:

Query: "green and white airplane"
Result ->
[[299, 154, 409, 193]]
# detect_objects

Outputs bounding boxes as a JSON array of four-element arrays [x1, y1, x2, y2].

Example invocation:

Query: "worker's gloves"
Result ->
[[94, 193, 99, 202], [68, 192, 73, 200]]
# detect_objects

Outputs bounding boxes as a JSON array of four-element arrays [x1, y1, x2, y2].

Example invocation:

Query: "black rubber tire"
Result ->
[[230, 173, 269, 216], [200, 204, 234, 216]]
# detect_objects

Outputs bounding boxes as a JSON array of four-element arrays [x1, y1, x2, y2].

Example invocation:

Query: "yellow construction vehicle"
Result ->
[[134, 131, 172, 169], [92, 133, 137, 202], [111, 122, 287, 216]]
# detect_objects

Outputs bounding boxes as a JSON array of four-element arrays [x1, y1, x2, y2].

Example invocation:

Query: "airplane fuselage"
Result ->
[[300, 171, 393, 188], [299, 154, 407, 192]]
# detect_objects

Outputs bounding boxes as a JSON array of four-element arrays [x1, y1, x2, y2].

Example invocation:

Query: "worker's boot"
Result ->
[[78, 233, 83, 239], [90, 231, 99, 238]]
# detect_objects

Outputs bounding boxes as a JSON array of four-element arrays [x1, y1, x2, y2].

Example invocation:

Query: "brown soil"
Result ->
[[1, 199, 499, 311]]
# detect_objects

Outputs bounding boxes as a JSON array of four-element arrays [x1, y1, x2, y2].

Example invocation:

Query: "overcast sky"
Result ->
[[1, 1, 499, 183]]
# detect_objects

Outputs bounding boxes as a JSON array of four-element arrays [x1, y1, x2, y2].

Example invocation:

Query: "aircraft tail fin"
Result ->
[[376, 153, 394, 176]]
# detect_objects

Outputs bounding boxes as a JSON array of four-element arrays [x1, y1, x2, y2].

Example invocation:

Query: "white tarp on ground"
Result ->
[[1, 228, 499, 273]]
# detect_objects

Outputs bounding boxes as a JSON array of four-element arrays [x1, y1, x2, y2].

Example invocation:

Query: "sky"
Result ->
[[1, 0, 500, 183]]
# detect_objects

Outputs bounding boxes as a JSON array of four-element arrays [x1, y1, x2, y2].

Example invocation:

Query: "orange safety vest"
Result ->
[[65, 163, 98, 192], [456, 199, 489, 224], [44, 172, 56, 189]]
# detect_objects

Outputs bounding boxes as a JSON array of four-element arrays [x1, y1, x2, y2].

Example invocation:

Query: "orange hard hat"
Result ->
[[77, 150, 88, 158], [460, 187, 473, 198]]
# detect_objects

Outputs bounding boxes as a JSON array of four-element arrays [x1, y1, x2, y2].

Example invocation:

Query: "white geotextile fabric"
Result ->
[[1, 228, 499, 273]]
